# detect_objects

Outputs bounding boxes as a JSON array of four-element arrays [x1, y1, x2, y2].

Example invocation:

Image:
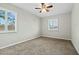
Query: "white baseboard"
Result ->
[[0, 34, 78, 54], [41, 35, 71, 40], [71, 40, 79, 54], [0, 34, 40, 49]]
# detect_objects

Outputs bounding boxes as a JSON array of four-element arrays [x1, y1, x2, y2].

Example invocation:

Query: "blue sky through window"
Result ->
[[7, 12, 15, 24], [0, 10, 5, 25], [0, 18, 5, 24]]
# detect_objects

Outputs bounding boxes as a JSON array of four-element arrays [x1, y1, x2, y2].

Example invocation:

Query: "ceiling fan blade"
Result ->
[[41, 3, 44, 5], [46, 9, 49, 12], [35, 8, 41, 9], [47, 5, 53, 8], [41, 3, 45, 8], [40, 11, 42, 13]]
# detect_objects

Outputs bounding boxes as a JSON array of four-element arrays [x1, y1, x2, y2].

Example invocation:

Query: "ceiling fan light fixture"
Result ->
[[42, 9, 46, 12], [35, 3, 53, 13]]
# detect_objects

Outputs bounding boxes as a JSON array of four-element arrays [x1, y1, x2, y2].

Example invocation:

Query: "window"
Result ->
[[0, 8, 17, 33], [0, 10, 5, 32], [48, 19, 58, 31]]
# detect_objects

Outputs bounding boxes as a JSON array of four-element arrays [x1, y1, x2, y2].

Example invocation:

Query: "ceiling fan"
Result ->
[[35, 3, 53, 13]]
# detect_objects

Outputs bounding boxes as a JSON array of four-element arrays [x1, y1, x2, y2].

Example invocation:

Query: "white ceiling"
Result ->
[[13, 3, 73, 18]]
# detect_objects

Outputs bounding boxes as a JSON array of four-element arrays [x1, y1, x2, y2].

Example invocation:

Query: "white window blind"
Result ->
[[48, 19, 58, 31]]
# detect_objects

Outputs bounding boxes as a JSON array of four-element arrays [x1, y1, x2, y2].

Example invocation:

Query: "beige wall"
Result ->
[[0, 3, 40, 48], [41, 13, 71, 40], [71, 4, 79, 54]]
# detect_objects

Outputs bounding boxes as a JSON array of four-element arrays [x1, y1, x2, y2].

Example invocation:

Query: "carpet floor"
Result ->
[[0, 37, 78, 55]]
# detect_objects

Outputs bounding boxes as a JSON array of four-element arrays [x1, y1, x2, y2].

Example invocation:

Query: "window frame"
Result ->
[[48, 18, 59, 31], [0, 7, 17, 33]]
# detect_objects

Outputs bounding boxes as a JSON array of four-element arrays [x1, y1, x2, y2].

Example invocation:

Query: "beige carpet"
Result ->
[[0, 37, 78, 55]]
